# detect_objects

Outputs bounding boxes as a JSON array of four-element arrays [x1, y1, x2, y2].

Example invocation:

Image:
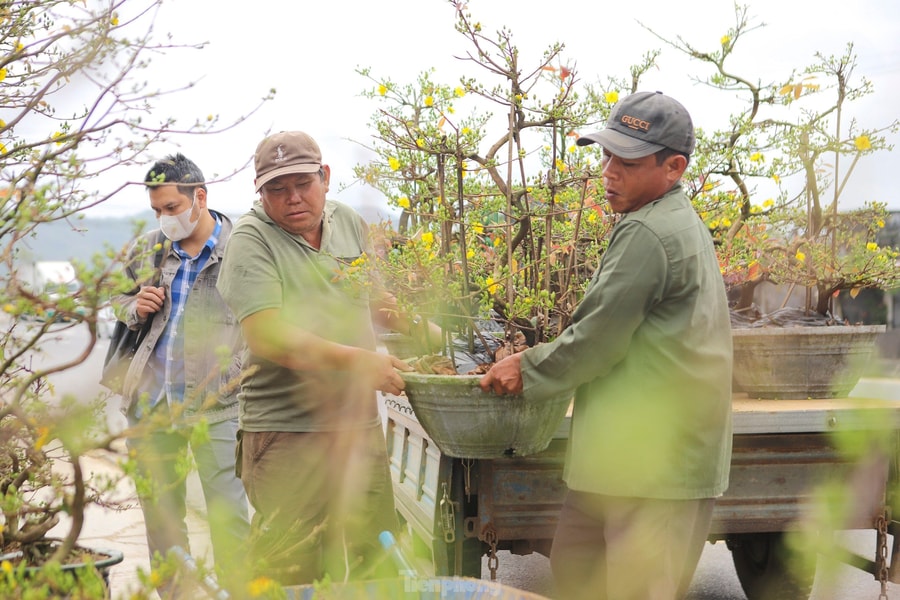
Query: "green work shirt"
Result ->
[[216, 200, 380, 432], [521, 184, 733, 499]]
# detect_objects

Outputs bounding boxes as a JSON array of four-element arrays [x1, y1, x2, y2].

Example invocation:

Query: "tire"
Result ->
[[728, 532, 816, 600]]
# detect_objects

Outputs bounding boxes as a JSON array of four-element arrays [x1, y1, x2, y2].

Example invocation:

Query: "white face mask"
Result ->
[[159, 191, 200, 241]]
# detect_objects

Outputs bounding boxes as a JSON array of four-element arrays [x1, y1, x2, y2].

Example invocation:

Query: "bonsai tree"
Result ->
[[646, 5, 900, 322], [0, 0, 270, 596], [345, 0, 653, 371]]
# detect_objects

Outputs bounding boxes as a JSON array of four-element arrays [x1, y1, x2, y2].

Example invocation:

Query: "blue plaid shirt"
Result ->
[[150, 214, 222, 409]]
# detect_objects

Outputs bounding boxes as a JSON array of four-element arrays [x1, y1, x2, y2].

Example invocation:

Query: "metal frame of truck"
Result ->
[[384, 393, 900, 599]]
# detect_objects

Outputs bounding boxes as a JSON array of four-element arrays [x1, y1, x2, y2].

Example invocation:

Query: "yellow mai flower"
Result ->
[[854, 135, 872, 151], [397, 196, 410, 209], [702, 181, 714, 192], [350, 252, 368, 267], [421, 231, 434, 246], [772, 174, 781, 184], [111, 13, 119, 26], [877, 219, 885, 228], [461, 127, 471, 135], [378, 84, 387, 96], [472, 223, 484, 235], [587, 212, 597, 223], [485, 277, 498, 295], [455, 87, 465, 97], [388, 157, 401, 171], [795, 250, 806, 263], [466, 248, 475, 259], [416, 138, 425, 148], [867, 242, 879, 252], [721, 217, 732, 227], [763, 198, 774, 208], [247, 577, 277, 597], [424, 96, 434, 107], [750, 205, 762, 214], [493, 237, 502, 247], [720, 35, 730, 45], [1, 559, 11, 574], [0, 68, 9, 83], [604, 90, 619, 104], [34, 426, 50, 450], [749, 152, 763, 163], [0, 142, 6, 155], [710, 220, 720, 229], [555, 158, 566, 172], [14, 41, 23, 53]]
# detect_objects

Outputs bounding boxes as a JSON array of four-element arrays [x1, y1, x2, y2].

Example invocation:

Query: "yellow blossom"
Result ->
[[604, 91, 619, 104], [795, 250, 806, 263], [447, 106, 455, 114], [877, 219, 885, 228], [1, 560, 11, 574], [466, 248, 475, 259], [0, 143, 6, 155], [854, 135, 872, 151], [763, 198, 774, 208], [388, 157, 400, 171], [14, 41, 23, 53], [34, 426, 50, 450], [424, 96, 434, 107], [421, 231, 434, 246], [493, 237, 502, 247], [472, 223, 484, 235], [397, 196, 410, 209], [750, 205, 762, 214], [749, 152, 763, 163], [720, 35, 730, 45], [454, 87, 465, 97], [772, 174, 781, 184], [702, 181, 714, 192], [0, 68, 8, 83], [111, 13, 119, 26], [710, 220, 720, 229], [461, 127, 471, 135], [350, 252, 368, 267], [555, 158, 565, 172], [378, 84, 387, 96], [51, 131, 64, 145], [416, 138, 425, 148], [486, 277, 498, 295], [247, 577, 277, 597], [587, 212, 597, 223], [567, 145, 576, 153], [721, 217, 732, 228], [0, 119, 6, 128], [3, 303, 14, 313], [867, 242, 879, 252]]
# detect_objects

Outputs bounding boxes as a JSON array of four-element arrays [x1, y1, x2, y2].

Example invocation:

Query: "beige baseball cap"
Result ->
[[254, 131, 322, 191]]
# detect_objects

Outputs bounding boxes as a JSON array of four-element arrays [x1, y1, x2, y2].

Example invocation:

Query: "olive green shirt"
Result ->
[[521, 184, 733, 499], [216, 200, 380, 432]]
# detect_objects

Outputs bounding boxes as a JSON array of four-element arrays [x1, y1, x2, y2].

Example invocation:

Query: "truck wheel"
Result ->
[[728, 532, 815, 600]]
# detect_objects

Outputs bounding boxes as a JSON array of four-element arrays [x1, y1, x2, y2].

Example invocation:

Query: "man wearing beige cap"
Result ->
[[480, 92, 733, 600], [217, 131, 435, 585]]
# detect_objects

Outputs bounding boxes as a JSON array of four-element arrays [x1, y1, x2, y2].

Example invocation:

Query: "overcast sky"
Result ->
[[94, 0, 900, 221]]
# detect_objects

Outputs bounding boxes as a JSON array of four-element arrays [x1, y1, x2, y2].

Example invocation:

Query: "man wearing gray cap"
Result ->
[[481, 92, 733, 600], [216, 131, 436, 585]]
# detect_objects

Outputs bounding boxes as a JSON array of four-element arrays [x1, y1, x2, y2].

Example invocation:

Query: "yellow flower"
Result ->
[[555, 158, 565, 172], [388, 157, 400, 171], [424, 96, 434, 107], [0, 119, 6, 128], [111, 13, 119, 26], [493, 237, 502, 247], [447, 106, 455, 114], [795, 250, 806, 263], [721, 217, 732, 228], [0, 68, 8, 83], [350, 252, 368, 267], [749, 152, 763, 163], [604, 91, 619, 104], [587, 212, 597, 223], [867, 242, 879, 252], [454, 87, 465, 97], [34, 426, 50, 450], [772, 174, 781, 184], [51, 131, 64, 145], [247, 576, 277, 597], [397, 196, 410, 209], [710, 220, 720, 229], [461, 127, 471, 135], [0, 142, 6, 155], [877, 219, 885, 228], [1, 560, 11, 574], [14, 41, 23, 53], [702, 181, 714, 192], [466, 249, 475, 259], [763, 198, 774, 208], [416, 138, 425, 148], [567, 145, 576, 153], [378, 84, 387, 96], [485, 277, 498, 295], [854, 135, 872, 151], [472, 223, 484, 235], [720, 35, 730, 46], [3, 303, 14, 313], [421, 231, 434, 246], [750, 205, 762, 214]]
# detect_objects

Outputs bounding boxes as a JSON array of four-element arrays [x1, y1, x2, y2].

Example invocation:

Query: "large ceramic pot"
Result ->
[[731, 324, 885, 399], [400, 372, 571, 458], [0, 545, 124, 593]]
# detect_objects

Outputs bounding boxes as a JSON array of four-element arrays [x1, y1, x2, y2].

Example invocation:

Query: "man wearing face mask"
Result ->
[[111, 153, 249, 590]]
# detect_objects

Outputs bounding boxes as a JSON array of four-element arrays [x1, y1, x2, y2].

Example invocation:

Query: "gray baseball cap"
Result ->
[[254, 131, 322, 191], [576, 91, 695, 158]]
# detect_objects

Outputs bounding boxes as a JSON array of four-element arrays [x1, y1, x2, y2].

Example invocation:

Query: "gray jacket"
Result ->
[[113, 210, 241, 423]]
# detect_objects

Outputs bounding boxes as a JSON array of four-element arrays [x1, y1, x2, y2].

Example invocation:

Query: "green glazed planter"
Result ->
[[400, 372, 571, 458]]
